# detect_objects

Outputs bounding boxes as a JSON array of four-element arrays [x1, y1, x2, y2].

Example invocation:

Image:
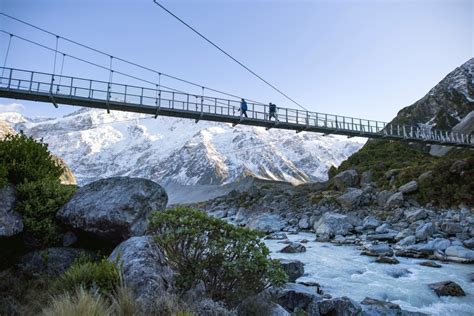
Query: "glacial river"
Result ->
[[265, 233, 474, 316]]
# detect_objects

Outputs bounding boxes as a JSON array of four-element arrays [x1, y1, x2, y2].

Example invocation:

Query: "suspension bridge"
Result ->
[[0, 13, 472, 148]]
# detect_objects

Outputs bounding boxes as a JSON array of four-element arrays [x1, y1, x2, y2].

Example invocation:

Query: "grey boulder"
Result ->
[[337, 188, 364, 209], [280, 242, 306, 253], [415, 222, 435, 241], [362, 244, 394, 257], [279, 259, 304, 282], [444, 246, 474, 263], [333, 170, 359, 191], [428, 281, 465, 297], [314, 213, 353, 237], [384, 192, 404, 210], [404, 209, 427, 222], [57, 177, 168, 243], [309, 296, 362, 316], [248, 213, 286, 233], [109, 236, 174, 311], [398, 181, 418, 194], [0, 184, 23, 237]]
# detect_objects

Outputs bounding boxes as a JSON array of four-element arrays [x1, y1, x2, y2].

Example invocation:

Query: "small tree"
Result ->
[[149, 207, 286, 306]]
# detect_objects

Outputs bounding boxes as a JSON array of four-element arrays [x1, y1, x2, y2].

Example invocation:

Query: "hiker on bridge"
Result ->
[[239, 98, 248, 118], [268, 102, 278, 121]]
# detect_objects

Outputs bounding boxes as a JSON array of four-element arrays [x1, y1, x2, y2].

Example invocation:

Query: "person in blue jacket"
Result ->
[[268, 102, 278, 121], [239, 98, 248, 118]]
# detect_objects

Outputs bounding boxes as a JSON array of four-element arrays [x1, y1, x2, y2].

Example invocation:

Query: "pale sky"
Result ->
[[0, 0, 473, 121]]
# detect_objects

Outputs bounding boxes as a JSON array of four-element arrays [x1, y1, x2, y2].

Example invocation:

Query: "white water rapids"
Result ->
[[265, 233, 474, 316]]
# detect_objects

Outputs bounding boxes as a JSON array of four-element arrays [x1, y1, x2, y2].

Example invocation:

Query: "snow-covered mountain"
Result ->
[[0, 108, 365, 186]]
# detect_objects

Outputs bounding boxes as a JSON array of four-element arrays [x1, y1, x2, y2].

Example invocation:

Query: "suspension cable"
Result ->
[[151, 0, 308, 111], [0, 12, 267, 105], [57, 53, 66, 92], [1, 33, 12, 83]]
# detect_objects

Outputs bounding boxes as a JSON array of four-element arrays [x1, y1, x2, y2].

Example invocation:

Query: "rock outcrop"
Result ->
[[0, 184, 22, 237]]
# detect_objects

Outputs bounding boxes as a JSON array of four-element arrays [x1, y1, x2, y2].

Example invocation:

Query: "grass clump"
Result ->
[[149, 207, 287, 307], [42, 287, 112, 316], [54, 257, 121, 296]]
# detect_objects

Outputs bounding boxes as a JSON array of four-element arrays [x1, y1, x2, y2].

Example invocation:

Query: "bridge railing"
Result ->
[[0, 67, 472, 146]]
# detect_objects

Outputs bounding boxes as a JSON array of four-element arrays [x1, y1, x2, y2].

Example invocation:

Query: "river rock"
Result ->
[[376, 190, 393, 207], [279, 259, 304, 282], [395, 229, 413, 241], [109, 236, 174, 311], [428, 281, 466, 297], [398, 181, 418, 194], [396, 235, 416, 248], [0, 184, 23, 237], [384, 192, 404, 210], [375, 256, 400, 264], [57, 177, 168, 243], [424, 238, 451, 251], [418, 261, 442, 268], [440, 222, 463, 235], [362, 216, 380, 230], [444, 246, 474, 263], [265, 232, 288, 240], [298, 216, 311, 230], [280, 242, 306, 253], [309, 296, 362, 316], [18, 247, 91, 277], [404, 209, 427, 222], [463, 238, 474, 249], [360, 171, 373, 186], [337, 188, 364, 209], [248, 213, 286, 233], [367, 232, 398, 242], [362, 244, 394, 257], [333, 170, 359, 191], [268, 283, 321, 312], [314, 212, 353, 237], [415, 222, 435, 241], [360, 297, 401, 314]]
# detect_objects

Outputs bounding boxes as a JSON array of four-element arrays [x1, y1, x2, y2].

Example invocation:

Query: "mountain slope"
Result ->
[[0, 109, 364, 187]]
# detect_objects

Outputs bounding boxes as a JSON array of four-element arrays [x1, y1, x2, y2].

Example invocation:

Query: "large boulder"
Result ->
[[361, 244, 394, 257], [360, 297, 401, 315], [279, 259, 304, 282], [362, 216, 380, 231], [18, 248, 91, 277], [314, 213, 353, 237], [333, 170, 359, 191], [428, 281, 465, 297], [57, 177, 168, 243], [337, 189, 364, 209], [440, 222, 463, 235], [444, 246, 474, 263], [247, 213, 286, 233], [404, 209, 427, 222], [0, 184, 23, 237], [109, 236, 174, 311], [415, 223, 435, 241]]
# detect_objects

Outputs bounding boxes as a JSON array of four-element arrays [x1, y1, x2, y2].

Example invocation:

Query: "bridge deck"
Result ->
[[0, 67, 472, 148]]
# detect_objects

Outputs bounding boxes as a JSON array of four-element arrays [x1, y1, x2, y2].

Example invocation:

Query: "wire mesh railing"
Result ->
[[0, 67, 472, 147]]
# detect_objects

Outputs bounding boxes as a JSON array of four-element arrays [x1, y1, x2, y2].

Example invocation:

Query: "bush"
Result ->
[[15, 179, 76, 248], [0, 133, 63, 185], [149, 207, 287, 307], [54, 258, 121, 296]]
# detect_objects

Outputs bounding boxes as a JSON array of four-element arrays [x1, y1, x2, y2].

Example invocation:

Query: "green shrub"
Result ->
[[15, 180, 76, 248], [149, 207, 287, 307], [0, 133, 64, 185], [54, 258, 121, 296], [0, 164, 7, 188]]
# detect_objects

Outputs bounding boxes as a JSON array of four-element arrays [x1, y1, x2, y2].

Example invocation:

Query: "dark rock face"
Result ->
[[333, 170, 359, 191], [18, 248, 90, 277], [0, 184, 23, 237], [428, 281, 466, 297], [57, 177, 168, 243], [280, 242, 306, 253], [279, 259, 304, 282], [109, 236, 174, 311]]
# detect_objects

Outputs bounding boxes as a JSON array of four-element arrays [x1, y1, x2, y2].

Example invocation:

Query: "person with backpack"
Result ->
[[239, 98, 248, 118], [268, 102, 277, 121]]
